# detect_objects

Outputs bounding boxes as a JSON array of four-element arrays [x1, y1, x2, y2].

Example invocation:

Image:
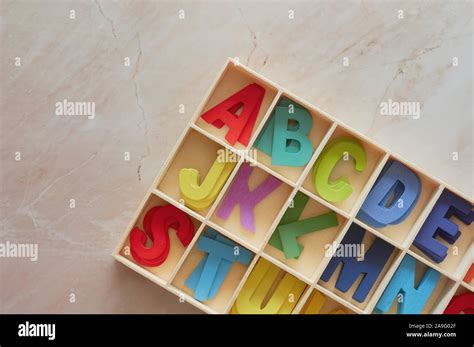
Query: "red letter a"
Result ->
[[200, 83, 265, 146]]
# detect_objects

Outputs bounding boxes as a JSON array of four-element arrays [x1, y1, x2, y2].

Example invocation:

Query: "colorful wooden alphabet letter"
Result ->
[[375, 255, 440, 314], [271, 106, 313, 166], [255, 98, 313, 167], [358, 160, 421, 228], [216, 163, 282, 232], [302, 291, 347, 314], [232, 258, 306, 314], [200, 83, 265, 146], [464, 263, 474, 284], [413, 190, 473, 263], [130, 205, 195, 267], [269, 192, 339, 259], [312, 137, 367, 203], [185, 228, 252, 302], [443, 293, 474, 314], [255, 98, 300, 157], [277, 212, 338, 259], [320, 223, 394, 303], [179, 152, 236, 211]]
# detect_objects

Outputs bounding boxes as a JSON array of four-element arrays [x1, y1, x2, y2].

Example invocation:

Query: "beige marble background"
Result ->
[[0, 0, 472, 313]]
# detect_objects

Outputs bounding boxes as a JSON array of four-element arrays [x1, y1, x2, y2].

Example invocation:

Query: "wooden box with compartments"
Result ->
[[112, 58, 473, 315]]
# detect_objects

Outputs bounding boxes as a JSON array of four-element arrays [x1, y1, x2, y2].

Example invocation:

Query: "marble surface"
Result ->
[[0, 0, 472, 313]]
